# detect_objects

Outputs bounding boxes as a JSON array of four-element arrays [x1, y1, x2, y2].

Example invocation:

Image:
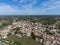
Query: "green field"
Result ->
[[6, 35, 41, 45]]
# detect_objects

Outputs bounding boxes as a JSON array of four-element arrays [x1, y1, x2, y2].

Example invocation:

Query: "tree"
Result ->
[[31, 32, 36, 40], [12, 41, 21, 45], [7, 33, 11, 36]]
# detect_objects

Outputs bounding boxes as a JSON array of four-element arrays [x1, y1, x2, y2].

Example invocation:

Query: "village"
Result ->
[[0, 18, 60, 45]]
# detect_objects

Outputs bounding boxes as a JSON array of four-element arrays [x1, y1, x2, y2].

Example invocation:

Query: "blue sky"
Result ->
[[0, 0, 60, 15]]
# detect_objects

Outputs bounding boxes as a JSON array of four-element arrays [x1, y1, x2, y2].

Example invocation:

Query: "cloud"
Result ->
[[13, 0, 60, 10], [39, 0, 60, 15], [0, 4, 20, 15], [0, 3, 43, 15], [0, 0, 60, 15], [42, 0, 60, 8], [12, 0, 37, 9]]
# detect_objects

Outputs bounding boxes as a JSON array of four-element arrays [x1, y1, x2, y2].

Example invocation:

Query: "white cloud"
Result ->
[[40, 0, 60, 14], [0, 3, 60, 15], [0, 0, 60, 15], [20, 0, 25, 3], [0, 3, 43, 15], [12, 0, 18, 2], [0, 4, 21, 15], [42, 0, 60, 8], [12, 0, 37, 9]]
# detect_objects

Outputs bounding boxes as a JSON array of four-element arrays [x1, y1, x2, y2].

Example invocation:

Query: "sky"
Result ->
[[0, 0, 60, 15]]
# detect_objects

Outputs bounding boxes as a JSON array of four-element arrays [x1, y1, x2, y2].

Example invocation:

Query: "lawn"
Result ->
[[6, 35, 41, 45]]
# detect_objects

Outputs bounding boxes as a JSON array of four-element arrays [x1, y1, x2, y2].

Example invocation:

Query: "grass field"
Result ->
[[6, 35, 41, 45]]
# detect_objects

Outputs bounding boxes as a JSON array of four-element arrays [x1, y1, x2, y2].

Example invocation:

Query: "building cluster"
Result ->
[[0, 20, 60, 45]]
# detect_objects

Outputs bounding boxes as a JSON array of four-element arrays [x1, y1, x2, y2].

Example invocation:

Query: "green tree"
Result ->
[[31, 32, 36, 40]]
